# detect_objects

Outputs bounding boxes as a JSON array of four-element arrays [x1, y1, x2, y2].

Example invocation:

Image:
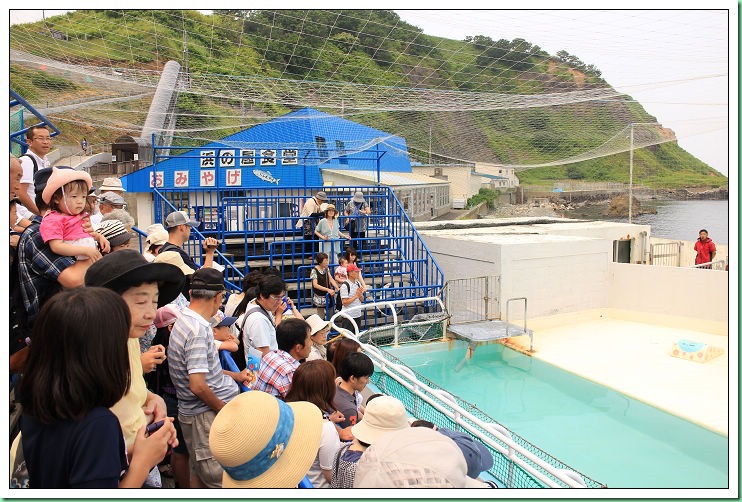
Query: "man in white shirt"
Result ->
[[337, 263, 366, 333], [17, 125, 53, 218]]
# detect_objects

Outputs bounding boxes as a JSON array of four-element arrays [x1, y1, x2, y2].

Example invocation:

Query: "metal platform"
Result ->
[[448, 320, 534, 350]]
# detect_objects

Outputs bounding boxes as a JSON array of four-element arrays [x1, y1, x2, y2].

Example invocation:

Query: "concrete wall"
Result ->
[[607, 262, 728, 323], [421, 232, 611, 318]]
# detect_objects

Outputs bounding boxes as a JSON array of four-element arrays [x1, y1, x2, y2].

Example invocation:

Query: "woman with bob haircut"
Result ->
[[19, 287, 175, 488], [285, 360, 343, 488]]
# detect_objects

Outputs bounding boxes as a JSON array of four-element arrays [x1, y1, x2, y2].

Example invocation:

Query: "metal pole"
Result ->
[[628, 123, 634, 224]]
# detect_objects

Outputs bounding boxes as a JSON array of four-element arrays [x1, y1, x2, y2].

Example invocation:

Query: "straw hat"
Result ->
[[323, 204, 337, 215], [154, 250, 195, 276], [351, 395, 409, 445], [99, 177, 126, 192], [209, 391, 323, 488]]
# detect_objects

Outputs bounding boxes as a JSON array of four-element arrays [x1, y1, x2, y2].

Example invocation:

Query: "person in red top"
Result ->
[[693, 229, 717, 267]]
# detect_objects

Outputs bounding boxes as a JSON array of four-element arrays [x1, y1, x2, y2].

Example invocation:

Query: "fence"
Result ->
[[148, 184, 444, 311], [327, 301, 604, 488], [692, 259, 727, 271], [442, 276, 501, 323], [649, 242, 681, 267]]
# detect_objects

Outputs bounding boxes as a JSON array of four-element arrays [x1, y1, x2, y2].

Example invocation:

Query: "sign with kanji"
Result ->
[[200, 170, 216, 187], [282, 149, 298, 165], [225, 169, 242, 187], [200, 150, 216, 168], [260, 149, 276, 166], [219, 149, 235, 167], [149, 171, 164, 188], [174, 171, 189, 188], [240, 149, 256, 167]]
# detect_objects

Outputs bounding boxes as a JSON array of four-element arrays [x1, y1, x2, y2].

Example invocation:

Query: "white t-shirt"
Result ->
[[17, 151, 49, 219], [237, 300, 277, 360], [306, 419, 342, 488], [340, 280, 364, 318]]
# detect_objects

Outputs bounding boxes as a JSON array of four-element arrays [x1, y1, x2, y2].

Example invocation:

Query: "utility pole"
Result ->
[[628, 123, 634, 224], [428, 123, 432, 165]]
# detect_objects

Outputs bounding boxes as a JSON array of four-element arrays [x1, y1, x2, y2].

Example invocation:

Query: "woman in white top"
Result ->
[[284, 360, 344, 487]]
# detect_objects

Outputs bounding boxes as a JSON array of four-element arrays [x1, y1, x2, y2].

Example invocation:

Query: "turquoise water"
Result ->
[[387, 341, 728, 488]]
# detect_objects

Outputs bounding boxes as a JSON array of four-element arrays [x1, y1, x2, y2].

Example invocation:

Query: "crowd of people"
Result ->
[[9, 138, 496, 489]]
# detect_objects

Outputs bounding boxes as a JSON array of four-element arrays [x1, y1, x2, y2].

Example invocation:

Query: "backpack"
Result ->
[[235, 304, 272, 371], [20, 154, 39, 176], [335, 281, 350, 312]]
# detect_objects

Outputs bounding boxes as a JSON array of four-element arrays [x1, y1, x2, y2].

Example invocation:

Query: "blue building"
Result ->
[[121, 107, 412, 192]]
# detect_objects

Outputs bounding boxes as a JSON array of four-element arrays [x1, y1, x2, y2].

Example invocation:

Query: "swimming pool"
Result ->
[[386, 340, 728, 488]]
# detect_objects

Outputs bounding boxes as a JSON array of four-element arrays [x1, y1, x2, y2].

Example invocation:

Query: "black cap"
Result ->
[[190, 267, 225, 291]]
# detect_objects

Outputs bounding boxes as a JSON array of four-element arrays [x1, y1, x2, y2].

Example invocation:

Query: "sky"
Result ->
[[8, 6, 736, 176]]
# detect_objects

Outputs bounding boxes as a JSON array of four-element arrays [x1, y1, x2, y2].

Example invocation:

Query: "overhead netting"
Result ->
[[9, 9, 727, 169]]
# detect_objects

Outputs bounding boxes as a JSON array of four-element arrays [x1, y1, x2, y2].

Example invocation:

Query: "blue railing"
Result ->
[[9, 89, 61, 154], [147, 184, 444, 312]]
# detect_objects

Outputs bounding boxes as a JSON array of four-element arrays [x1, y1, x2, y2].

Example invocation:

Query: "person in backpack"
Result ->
[[235, 273, 287, 364], [343, 191, 371, 253], [154, 210, 218, 300], [17, 125, 53, 218], [296, 190, 329, 255], [335, 263, 366, 334], [311, 252, 340, 318]]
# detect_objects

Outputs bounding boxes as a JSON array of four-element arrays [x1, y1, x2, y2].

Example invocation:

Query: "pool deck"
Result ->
[[504, 308, 730, 436]]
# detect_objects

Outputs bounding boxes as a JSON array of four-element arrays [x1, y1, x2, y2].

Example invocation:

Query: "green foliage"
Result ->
[[30, 72, 78, 91], [467, 188, 500, 209]]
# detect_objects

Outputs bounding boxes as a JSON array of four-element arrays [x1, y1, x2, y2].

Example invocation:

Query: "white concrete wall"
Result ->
[[421, 232, 611, 318], [500, 238, 611, 318], [607, 262, 728, 323]]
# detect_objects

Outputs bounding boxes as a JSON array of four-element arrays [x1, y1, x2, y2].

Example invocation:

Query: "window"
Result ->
[[315, 136, 328, 161]]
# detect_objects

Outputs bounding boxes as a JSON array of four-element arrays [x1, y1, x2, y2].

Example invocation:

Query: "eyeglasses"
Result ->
[[33, 137, 52, 142], [268, 294, 284, 301]]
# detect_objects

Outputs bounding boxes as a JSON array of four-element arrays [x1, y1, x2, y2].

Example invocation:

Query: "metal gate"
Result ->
[[650, 242, 681, 267], [442, 276, 501, 324]]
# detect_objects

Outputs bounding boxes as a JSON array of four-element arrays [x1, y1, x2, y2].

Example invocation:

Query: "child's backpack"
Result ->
[[335, 281, 350, 312]]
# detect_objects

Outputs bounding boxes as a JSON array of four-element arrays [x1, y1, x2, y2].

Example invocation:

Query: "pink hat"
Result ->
[[42, 167, 92, 204], [154, 305, 179, 329], [346, 263, 361, 273]]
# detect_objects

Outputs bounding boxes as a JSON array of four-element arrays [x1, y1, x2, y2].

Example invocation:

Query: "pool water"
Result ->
[[387, 340, 728, 488]]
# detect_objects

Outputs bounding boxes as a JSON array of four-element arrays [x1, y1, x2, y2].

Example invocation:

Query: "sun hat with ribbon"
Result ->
[[41, 167, 92, 204], [209, 390, 323, 488]]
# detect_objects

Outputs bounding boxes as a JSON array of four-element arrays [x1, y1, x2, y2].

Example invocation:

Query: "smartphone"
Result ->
[[146, 419, 165, 436]]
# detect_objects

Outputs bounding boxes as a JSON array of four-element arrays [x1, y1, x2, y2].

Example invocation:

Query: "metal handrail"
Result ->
[[332, 306, 589, 488]]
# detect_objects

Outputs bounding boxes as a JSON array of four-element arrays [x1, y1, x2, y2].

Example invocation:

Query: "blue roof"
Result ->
[[122, 108, 411, 192]]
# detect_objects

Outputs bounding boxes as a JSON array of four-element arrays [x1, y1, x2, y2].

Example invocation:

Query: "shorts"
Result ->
[[162, 394, 188, 455], [179, 410, 223, 488]]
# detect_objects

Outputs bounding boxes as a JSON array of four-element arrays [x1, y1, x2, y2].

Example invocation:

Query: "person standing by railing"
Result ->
[[343, 192, 371, 254], [693, 229, 716, 269], [314, 204, 350, 262]]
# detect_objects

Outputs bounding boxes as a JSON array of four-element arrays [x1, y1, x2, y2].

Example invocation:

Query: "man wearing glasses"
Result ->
[[18, 125, 53, 217]]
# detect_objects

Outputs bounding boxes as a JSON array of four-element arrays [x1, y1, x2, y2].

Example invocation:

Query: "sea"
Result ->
[[568, 199, 730, 245]]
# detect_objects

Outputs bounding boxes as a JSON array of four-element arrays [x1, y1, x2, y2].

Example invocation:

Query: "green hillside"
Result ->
[[9, 9, 727, 188]]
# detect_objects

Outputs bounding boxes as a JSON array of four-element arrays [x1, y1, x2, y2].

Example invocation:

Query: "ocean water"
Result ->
[[568, 200, 729, 245], [386, 341, 729, 489]]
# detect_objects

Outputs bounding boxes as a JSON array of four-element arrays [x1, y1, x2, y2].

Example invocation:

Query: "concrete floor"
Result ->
[[505, 308, 730, 436]]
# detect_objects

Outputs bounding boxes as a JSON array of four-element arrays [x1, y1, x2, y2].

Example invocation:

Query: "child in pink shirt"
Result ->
[[40, 167, 109, 261]]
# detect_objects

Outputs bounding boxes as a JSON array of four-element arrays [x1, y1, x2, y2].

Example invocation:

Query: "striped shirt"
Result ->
[[254, 350, 300, 399], [167, 307, 238, 415]]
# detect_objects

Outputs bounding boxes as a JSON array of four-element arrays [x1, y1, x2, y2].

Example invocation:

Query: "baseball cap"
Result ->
[[98, 192, 126, 207], [190, 267, 225, 291], [154, 305, 180, 329], [346, 263, 360, 273], [165, 210, 199, 229]]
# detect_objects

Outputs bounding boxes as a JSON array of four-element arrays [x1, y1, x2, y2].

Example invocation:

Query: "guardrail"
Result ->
[[692, 259, 727, 271], [328, 298, 603, 488]]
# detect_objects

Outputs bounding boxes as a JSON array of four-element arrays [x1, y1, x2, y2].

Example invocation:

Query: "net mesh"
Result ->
[[370, 347, 606, 488], [9, 9, 727, 170]]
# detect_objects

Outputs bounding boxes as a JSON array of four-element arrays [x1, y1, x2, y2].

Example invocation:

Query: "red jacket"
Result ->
[[693, 238, 716, 265]]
